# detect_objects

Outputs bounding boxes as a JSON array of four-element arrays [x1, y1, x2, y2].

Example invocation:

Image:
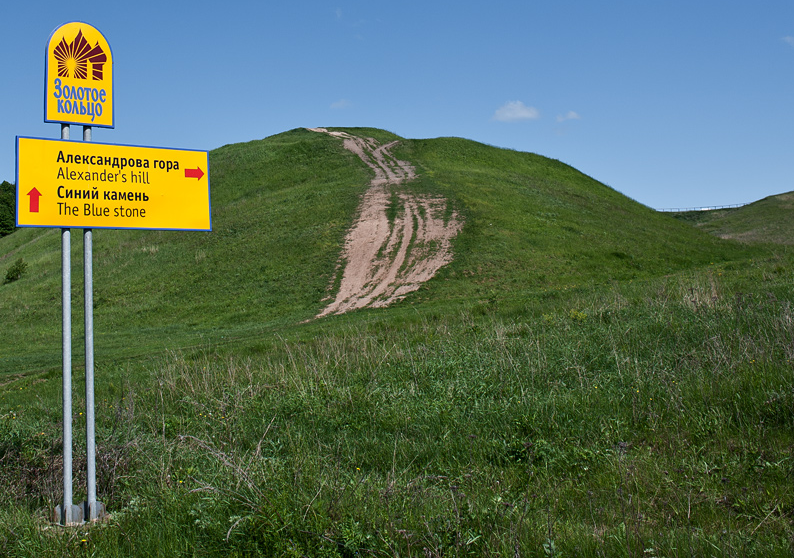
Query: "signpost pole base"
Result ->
[[53, 503, 83, 526], [80, 500, 108, 522]]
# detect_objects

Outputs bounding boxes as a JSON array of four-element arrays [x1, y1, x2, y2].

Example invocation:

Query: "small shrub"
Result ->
[[3, 258, 28, 285]]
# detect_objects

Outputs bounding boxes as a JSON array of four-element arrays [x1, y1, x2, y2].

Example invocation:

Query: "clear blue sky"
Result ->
[[3, 1, 793, 210]]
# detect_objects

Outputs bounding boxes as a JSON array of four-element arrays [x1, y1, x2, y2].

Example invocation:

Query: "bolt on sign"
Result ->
[[45, 22, 113, 128]]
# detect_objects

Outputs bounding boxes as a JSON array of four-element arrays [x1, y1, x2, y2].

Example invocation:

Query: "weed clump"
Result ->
[[3, 258, 27, 285]]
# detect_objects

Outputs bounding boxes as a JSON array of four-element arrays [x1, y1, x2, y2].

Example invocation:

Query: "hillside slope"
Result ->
[[672, 191, 794, 245], [0, 128, 751, 374], [391, 135, 748, 305]]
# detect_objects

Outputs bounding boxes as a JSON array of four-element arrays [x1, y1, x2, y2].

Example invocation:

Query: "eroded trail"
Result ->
[[308, 128, 463, 317]]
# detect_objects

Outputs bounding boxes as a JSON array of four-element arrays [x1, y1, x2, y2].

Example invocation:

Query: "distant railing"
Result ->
[[656, 203, 747, 213]]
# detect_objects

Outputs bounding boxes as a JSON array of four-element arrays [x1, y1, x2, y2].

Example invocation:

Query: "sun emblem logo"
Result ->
[[53, 29, 107, 80]]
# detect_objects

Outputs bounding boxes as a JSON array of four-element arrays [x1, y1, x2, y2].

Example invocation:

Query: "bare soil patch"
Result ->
[[308, 129, 463, 317]]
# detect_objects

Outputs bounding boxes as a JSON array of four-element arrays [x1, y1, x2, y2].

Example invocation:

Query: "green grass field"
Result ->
[[672, 192, 794, 246], [0, 128, 791, 556]]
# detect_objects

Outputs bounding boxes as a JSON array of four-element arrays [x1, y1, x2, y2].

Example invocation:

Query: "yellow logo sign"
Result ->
[[16, 137, 211, 231], [45, 22, 113, 128]]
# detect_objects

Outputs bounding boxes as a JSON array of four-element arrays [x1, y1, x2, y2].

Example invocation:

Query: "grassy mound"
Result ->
[[0, 128, 752, 374], [0, 128, 791, 556]]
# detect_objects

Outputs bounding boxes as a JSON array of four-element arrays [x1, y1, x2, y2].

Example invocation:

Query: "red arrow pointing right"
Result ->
[[184, 167, 204, 180], [28, 188, 42, 213]]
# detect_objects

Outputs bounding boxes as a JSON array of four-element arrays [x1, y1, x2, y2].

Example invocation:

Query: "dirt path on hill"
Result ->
[[308, 128, 463, 317]]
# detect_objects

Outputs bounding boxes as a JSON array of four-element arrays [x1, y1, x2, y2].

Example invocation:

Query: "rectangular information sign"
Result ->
[[16, 137, 211, 230]]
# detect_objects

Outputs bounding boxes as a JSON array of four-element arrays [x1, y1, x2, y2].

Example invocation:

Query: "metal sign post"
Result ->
[[44, 20, 113, 526], [54, 123, 82, 526], [17, 20, 209, 526], [82, 125, 105, 521]]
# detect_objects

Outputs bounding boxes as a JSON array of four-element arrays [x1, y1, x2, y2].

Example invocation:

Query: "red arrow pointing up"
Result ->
[[27, 188, 42, 213], [184, 167, 204, 180]]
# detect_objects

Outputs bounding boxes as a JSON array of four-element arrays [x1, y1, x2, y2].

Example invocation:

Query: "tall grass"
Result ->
[[0, 256, 791, 556]]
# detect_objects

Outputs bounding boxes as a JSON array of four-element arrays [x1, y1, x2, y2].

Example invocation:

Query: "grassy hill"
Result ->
[[0, 128, 751, 375], [0, 128, 791, 556], [672, 191, 794, 246], [392, 136, 748, 302]]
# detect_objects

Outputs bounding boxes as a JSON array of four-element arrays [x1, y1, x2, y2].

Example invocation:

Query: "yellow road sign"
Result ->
[[16, 137, 211, 230], [45, 22, 114, 128]]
